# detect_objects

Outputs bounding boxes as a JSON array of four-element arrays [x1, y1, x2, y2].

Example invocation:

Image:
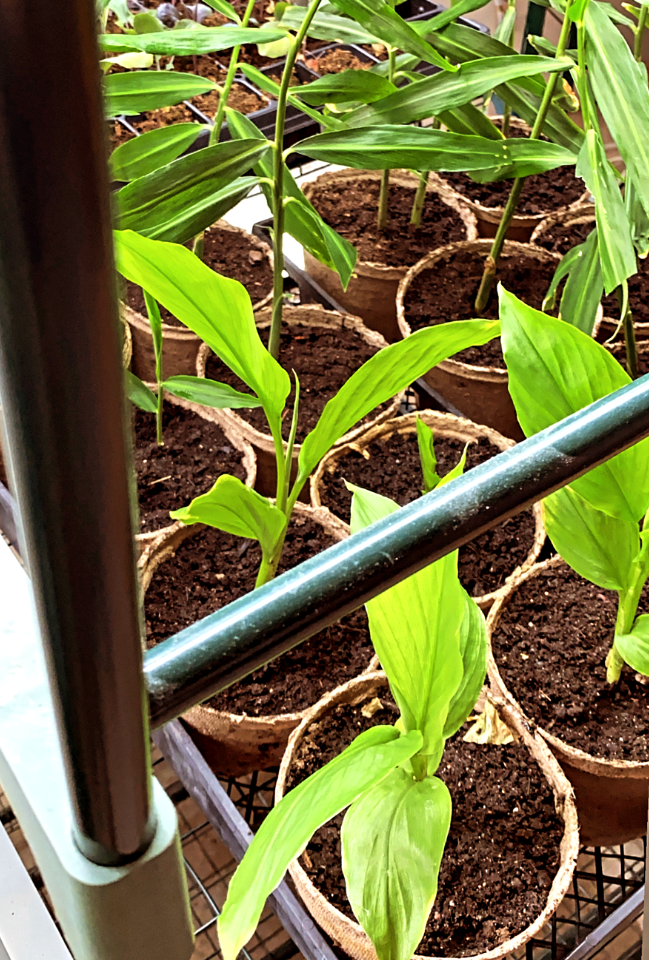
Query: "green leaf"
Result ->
[[239, 63, 282, 97], [344, 56, 570, 128], [110, 123, 206, 182], [616, 615, 649, 674], [415, 416, 439, 493], [218, 725, 424, 960], [103, 70, 216, 117], [543, 485, 638, 591], [227, 109, 357, 287], [115, 140, 269, 243], [575, 129, 636, 295], [162, 375, 263, 409], [171, 475, 286, 560], [443, 591, 487, 738], [494, 4, 516, 41], [101, 51, 155, 70], [98, 26, 286, 55], [125, 369, 157, 411], [559, 228, 604, 335], [542, 244, 583, 312], [349, 485, 464, 764], [438, 102, 505, 139], [295, 126, 577, 176], [427, 0, 491, 31], [202, 0, 241, 23], [143, 290, 163, 369], [627, 176, 649, 258], [297, 70, 397, 106], [586, 1, 649, 222], [276, 5, 378, 42], [296, 320, 500, 488], [499, 286, 649, 522], [113, 230, 290, 420], [342, 769, 451, 960], [327, 0, 455, 70], [568, 0, 591, 22]]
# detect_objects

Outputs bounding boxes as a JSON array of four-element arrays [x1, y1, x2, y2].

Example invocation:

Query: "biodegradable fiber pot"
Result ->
[[126, 221, 273, 382], [431, 117, 591, 243], [197, 303, 403, 497], [487, 556, 649, 847], [140, 504, 378, 776], [529, 207, 596, 250], [301, 169, 478, 343], [276, 671, 579, 960], [311, 410, 545, 609], [397, 240, 562, 442]]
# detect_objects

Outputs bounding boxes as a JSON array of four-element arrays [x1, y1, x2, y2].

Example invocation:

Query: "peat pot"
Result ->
[[488, 556, 649, 846], [276, 671, 579, 960], [311, 410, 545, 609], [140, 505, 379, 776], [197, 303, 402, 497], [125, 221, 273, 381], [301, 169, 478, 342]]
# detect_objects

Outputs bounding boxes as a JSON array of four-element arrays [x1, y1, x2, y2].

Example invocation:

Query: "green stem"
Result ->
[[377, 169, 391, 231], [210, 0, 257, 144], [635, 3, 648, 61], [609, 553, 649, 682], [501, 103, 512, 137], [619, 283, 639, 378], [474, 1, 575, 312], [410, 172, 429, 228], [268, 0, 325, 362]]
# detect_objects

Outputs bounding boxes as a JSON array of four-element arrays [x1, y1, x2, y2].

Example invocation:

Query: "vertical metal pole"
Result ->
[[0, 0, 153, 863]]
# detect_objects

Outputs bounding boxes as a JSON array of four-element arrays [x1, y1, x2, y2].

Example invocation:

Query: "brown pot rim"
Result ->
[[140, 503, 377, 737], [487, 554, 649, 777], [529, 207, 596, 246], [310, 410, 545, 609], [196, 303, 403, 457], [134, 389, 257, 555], [122, 220, 274, 342], [302, 168, 478, 277], [276, 671, 579, 960]]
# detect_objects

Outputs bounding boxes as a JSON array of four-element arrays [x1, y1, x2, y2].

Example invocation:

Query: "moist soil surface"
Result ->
[[606, 345, 649, 377], [491, 563, 649, 761], [444, 165, 586, 217], [205, 323, 393, 442], [404, 249, 558, 368], [319, 432, 537, 598], [134, 403, 247, 533], [601, 256, 649, 326], [112, 103, 199, 146], [533, 216, 594, 255], [125, 225, 273, 325], [286, 692, 563, 957], [304, 48, 372, 74], [144, 516, 374, 716], [309, 177, 467, 267]]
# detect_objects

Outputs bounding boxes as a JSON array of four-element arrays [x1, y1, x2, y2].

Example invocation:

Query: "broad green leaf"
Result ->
[[627, 178, 649, 258], [133, 11, 165, 32], [257, 25, 293, 57], [125, 370, 157, 411], [327, 0, 455, 70], [162, 375, 263, 409], [143, 290, 163, 370], [296, 319, 500, 488], [494, 4, 516, 41], [427, 0, 491, 30], [342, 769, 451, 960], [543, 485, 638, 591], [101, 52, 155, 69], [276, 5, 378, 42], [438, 102, 505, 139], [349, 486, 464, 763], [98, 26, 286, 56], [110, 123, 206, 182], [116, 140, 269, 243], [297, 70, 397, 106], [616, 615, 649, 674], [202, 0, 241, 22], [227, 109, 357, 287], [218, 726, 424, 960], [295, 126, 577, 176], [559, 228, 604, 335], [103, 70, 215, 117], [113, 230, 290, 420], [543, 244, 583, 312], [171, 474, 286, 559], [443, 591, 487, 738], [239, 63, 282, 97], [576, 129, 635, 295], [415, 416, 439, 493], [586, 1, 649, 221], [499, 286, 649, 522], [344, 56, 570, 128], [568, 0, 591, 22]]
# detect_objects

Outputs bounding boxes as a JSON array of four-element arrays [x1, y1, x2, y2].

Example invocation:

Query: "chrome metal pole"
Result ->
[[0, 0, 153, 864]]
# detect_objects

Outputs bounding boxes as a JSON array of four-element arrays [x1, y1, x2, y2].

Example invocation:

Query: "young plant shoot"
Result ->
[[217, 479, 488, 960], [114, 228, 499, 585], [499, 285, 649, 683]]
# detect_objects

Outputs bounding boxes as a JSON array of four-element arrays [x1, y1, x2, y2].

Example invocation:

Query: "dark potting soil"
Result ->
[[601, 257, 649, 326], [125, 225, 273, 325], [319, 432, 537, 598], [304, 48, 372, 74], [192, 81, 267, 117], [443, 165, 585, 217], [264, 64, 311, 91], [404, 250, 558, 368], [144, 517, 374, 716], [606, 345, 649, 377], [133, 403, 247, 533], [287, 694, 563, 957], [533, 217, 594, 256], [205, 323, 393, 442], [491, 563, 649, 762], [309, 177, 467, 267]]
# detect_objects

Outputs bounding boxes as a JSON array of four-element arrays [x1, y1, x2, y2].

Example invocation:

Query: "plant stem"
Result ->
[[620, 288, 639, 378], [410, 171, 429, 228], [609, 534, 649, 682], [210, 0, 257, 144], [377, 48, 397, 233], [268, 0, 324, 362], [474, 1, 575, 312], [635, 3, 648, 61], [501, 103, 512, 137]]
